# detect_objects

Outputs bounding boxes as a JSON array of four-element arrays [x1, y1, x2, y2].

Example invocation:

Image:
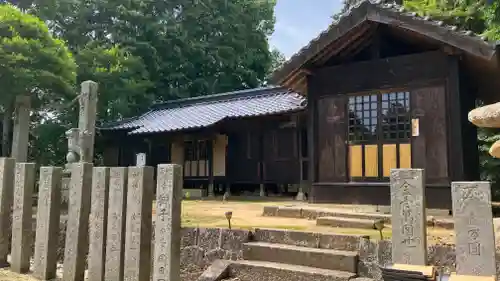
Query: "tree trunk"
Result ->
[[2, 101, 13, 157]]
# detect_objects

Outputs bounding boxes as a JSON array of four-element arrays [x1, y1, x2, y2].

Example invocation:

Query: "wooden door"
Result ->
[[262, 128, 300, 184], [226, 132, 261, 183]]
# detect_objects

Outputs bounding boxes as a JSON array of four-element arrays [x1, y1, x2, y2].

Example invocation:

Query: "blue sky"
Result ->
[[270, 0, 343, 58]]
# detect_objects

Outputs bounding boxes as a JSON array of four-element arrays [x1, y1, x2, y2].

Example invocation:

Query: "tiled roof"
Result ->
[[271, 0, 499, 86], [102, 86, 306, 135]]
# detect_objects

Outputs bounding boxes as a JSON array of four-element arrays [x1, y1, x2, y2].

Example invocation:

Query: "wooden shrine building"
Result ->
[[100, 87, 308, 197], [269, 0, 500, 208]]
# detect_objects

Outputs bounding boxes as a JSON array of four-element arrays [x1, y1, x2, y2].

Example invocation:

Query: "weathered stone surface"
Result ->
[[262, 206, 279, 217], [316, 216, 377, 229], [253, 228, 319, 249], [196, 259, 231, 281], [78, 80, 98, 163], [105, 167, 128, 281], [468, 102, 500, 128], [452, 182, 496, 276], [229, 260, 356, 281], [87, 167, 110, 281], [319, 233, 368, 251], [243, 241, 358, 273], [63, 163, 93, 281], [490, 140, 500, 158], [153, 164, 183, 281], [33, 167, 62, 281], [10, 163, 35, 273], [0, 158, 15, 267], [123, 166, 154, 281], [390, 169, 427, 265], [11, 95, 31, 162], [276, 207, 302, 218]]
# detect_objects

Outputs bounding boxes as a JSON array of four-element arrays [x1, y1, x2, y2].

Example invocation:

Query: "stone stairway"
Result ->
[[222, 229, 373, 281]]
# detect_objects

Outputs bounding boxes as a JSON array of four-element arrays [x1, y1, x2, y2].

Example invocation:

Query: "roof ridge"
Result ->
[[150, 85, 285, 110]]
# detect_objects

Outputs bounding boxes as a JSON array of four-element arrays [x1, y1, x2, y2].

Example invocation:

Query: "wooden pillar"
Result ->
[[208, 137, 214, 197], [307, 84, 317, 201]]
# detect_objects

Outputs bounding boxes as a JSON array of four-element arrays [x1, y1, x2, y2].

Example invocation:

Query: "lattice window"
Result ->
[[381, 92, 411, 141]]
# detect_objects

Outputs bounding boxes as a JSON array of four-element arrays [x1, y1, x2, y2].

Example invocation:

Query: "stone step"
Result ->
[[316, 216, 377, 229], [242, 241, 358, 272], [314, 210, 391, 222], [253, 227, 369, 251], [229, 260, 357, 281]]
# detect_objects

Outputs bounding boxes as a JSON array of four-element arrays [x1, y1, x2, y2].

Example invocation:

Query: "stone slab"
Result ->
[[123, 166, 154, 281], [0, 158, 15, 267], [316, 216, 377, 229], [88, 167, 110, 281], [196, 259, 231, 281], [153, 164, 183, 281], [63, 163, 93, 281], [105, 167, 128, 281], [242, 241, 358, 273], [33, 167, 62, 281], [390, 169, 427, 265], [262, 206, 279, 217], [452, 182, 496, 276], [10, 163, 35, 273], [276, 207, 302, 218], [229, 260, 356, 281]]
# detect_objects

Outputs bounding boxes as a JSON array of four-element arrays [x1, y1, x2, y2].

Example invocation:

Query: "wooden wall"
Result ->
[[308, 51, 473, 209]]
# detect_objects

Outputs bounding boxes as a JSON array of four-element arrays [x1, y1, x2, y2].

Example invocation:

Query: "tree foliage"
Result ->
[[3, 0, 279, 164], [0, 3, 76, 104]]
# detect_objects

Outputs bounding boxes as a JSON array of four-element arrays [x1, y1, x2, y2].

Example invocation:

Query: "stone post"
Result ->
[[11, 95, 31, 162], [390, 169, 427, 265], [259, 184, 265, 197], [451, 182, 496, 277], [33, 167, 62, 280], [0, 158, 15, 267], [10, 163, 35, 273], [105, 167, 128, 281], [63, 163, 93, 281], [153, 164, 183, 281], [62, 128, 80, 206], [78, 81, 98, 163], [124, 166, 154, 281], [88, 167, 110, 281]]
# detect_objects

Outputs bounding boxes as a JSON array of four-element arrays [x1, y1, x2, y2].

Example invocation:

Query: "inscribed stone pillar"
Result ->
[[88, 167, 110, 281], [390, 169, 427, 265], [11, 95, 31, 162], [105, 167, 128, 281], [153, 164, 183, 281], [63, 163, 93, 281], [451, 182, 496, 276], [124, 166, 154, 281], [135, 153, 146, 167], [78, 81, 98, 163], [33, 167, 62, 280], [0, 158, 15, 267], [10, 163, 35, 273]]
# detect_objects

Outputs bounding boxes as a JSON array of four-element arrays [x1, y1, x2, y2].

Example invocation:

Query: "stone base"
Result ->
[[296, 191, 306, 201]]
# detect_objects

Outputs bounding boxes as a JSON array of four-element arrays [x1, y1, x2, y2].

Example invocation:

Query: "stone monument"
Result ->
[[390, 169, 427, 265], [61, 80, 98, 204], [11, 95, 31, 162], [451, 182, 496, 278]]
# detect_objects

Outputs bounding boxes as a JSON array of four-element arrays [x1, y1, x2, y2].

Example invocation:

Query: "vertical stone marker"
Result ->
[[88, 167, 110, 281], [11, 163, 36, 273], [0, 158, 15, 267], [452, 182, 496, 276], [63, 163, 93, 281], [11, 95, 31, 162], [153, 164, 183, 281], [33, 167, 62, 280], [390, 169, 427, 265], [124, 166, 154, 281], [105, 167, 128, 281]]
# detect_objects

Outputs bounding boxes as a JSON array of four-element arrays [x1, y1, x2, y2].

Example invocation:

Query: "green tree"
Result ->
[[0, 3, 76, 156]]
